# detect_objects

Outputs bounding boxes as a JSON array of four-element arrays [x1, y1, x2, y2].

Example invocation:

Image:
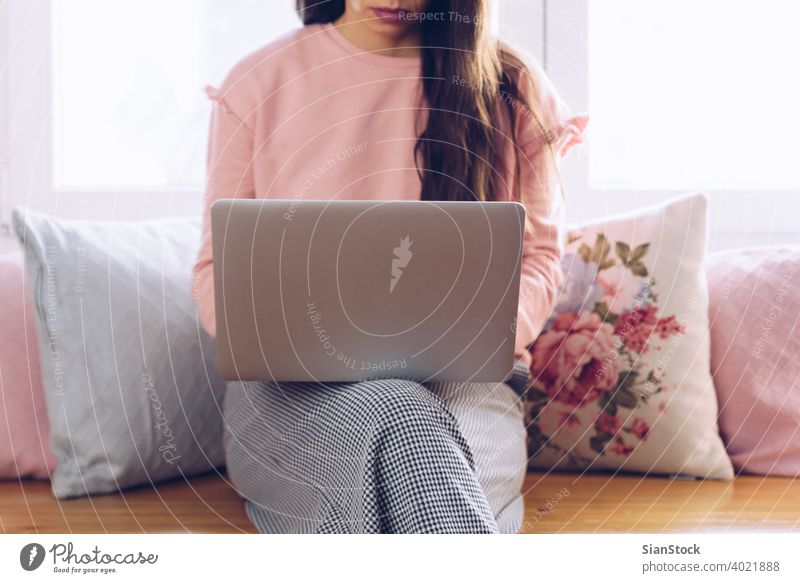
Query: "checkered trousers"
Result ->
[[222, 360, 532, 534]]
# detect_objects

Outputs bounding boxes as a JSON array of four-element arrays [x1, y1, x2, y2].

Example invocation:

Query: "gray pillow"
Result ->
[[12, 208, 226, 498]]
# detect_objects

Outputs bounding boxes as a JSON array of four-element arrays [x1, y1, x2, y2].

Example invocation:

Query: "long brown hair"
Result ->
[[296, 0, 560, 204]]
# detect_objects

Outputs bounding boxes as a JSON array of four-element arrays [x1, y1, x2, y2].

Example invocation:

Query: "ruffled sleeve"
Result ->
[[204, 83, 219, 100], [510, 53, 589, 365], [515, 53, 589, 157]]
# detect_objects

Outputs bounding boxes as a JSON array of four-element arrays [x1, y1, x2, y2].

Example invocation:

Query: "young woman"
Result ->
[[193, 0, 587, 533]]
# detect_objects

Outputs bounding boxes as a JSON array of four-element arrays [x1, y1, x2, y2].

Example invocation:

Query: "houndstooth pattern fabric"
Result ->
[[223, 360, 532, 534]]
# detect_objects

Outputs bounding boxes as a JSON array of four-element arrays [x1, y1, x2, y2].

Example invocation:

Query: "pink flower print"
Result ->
[[595, 413, 622, 436], [530, 311, 621, 407], [614, 305, 686, 353], [655, 315, 685, 339], [630, 418, 650, 441], [610, 438, 635, 456], [613, 304, 660, 354], [559, 411, 582, 428]]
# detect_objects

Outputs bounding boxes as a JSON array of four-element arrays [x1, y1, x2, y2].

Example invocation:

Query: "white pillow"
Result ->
[[12, 208, 227, 498], [524, 193, 734, 479]]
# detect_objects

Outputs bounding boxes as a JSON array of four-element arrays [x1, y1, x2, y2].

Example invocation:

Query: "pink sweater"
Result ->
[[193, 22, 588, 364]]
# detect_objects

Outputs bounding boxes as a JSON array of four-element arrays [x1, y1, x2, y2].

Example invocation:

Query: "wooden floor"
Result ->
[[520, 471, 800, 533], [1, 471, 798, 534]]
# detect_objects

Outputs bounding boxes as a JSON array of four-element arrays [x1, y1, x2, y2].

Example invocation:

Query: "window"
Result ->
[[546, 0, 800, 245], [1, 0, 299, 222], [589, 0, 800, 191], [52, 0, 299, 191]]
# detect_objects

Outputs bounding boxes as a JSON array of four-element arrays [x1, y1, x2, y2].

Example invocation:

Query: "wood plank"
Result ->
[[0, 473, 255, 534], [520, 472, 800, 533], [1, 472, 798, 533]]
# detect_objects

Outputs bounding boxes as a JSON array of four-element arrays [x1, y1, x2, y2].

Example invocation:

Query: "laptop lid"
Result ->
[[211, 199, 525, 383]]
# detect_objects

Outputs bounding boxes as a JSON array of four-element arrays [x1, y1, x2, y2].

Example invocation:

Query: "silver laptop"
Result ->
[[211, 199, 525, 383]]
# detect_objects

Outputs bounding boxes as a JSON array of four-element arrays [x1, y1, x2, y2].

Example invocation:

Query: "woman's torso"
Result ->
[[222, 22, 517, 202]]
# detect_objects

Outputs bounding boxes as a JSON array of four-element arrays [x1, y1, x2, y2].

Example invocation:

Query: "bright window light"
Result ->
[[52, 0, 299, 190], [589, 0, 800, 190]]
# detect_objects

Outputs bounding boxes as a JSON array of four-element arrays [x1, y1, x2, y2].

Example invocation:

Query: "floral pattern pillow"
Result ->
[[523, 193, 734, 479]]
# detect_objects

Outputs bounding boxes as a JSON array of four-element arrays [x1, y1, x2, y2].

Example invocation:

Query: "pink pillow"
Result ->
[[707, 246, 800, 476], [0, 250, 55, 479]]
